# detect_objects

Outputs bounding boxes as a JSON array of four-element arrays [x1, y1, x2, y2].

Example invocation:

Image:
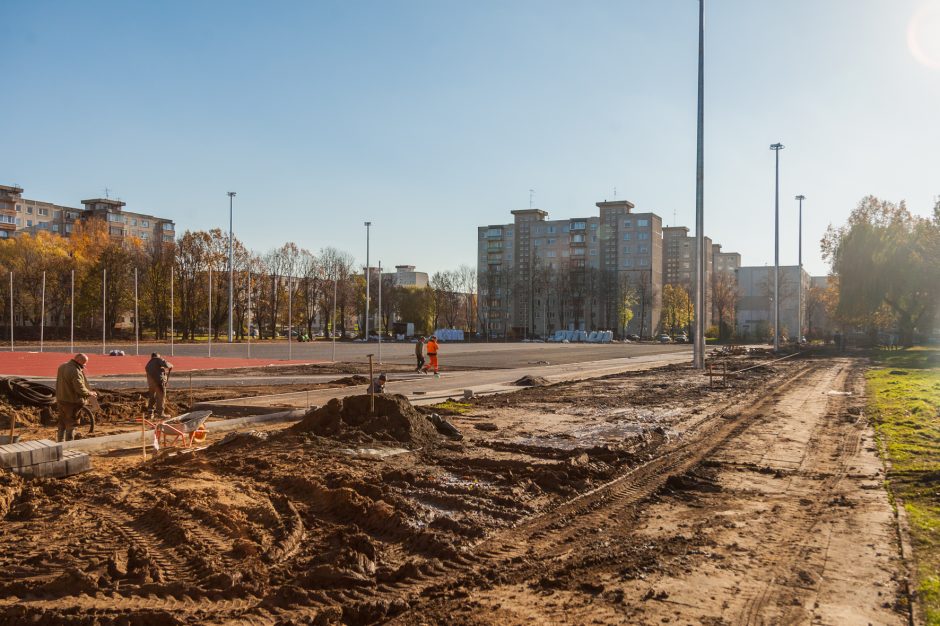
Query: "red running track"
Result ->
[[0, 351, 319, 378]]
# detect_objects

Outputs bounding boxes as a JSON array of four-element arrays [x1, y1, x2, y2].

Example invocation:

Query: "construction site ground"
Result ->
[[0, 351, 912, 625]]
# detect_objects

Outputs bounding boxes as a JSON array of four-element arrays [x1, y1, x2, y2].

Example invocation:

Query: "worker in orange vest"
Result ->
[[422, 335, 440, 377]]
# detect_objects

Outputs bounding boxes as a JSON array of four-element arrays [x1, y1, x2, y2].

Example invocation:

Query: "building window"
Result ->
[[0, 231, 6, 238], [141, 232, 149, 239], [590, 249, 597, 256], [547, 238, 556, 245], [639, 245, 649, 253], [53, 210, 60, 218], [52, 224, 59, 232], [573, 248, 585, 255], [572, 221, 586, 230], [622, 233, 632, 241], [163, 235, 173, 242], [15, 205, 21, 212], [142, 220, 150, 228], [548, 226, 556, 234], [623, 220, 632, 228], [26, 206, 33, 214], [26, 220, 32, 227], [623, 258, 632, 267], [131, 218, 137, 226], [638, 232, 650, 240], [562, 226, 570, 233], [622, 246, 632, 254], [637, 219, 649, 227], [65, 224, 73, 233], [506, 229, 513, 237], [38, 208, 48, 216], [571, 234, 585, 243], [590, 223, 597, 230], [107, 213, 123, 223], [639, 257, 649, 266], [547, 251, 556, 258], [534, 239, 542, 246]]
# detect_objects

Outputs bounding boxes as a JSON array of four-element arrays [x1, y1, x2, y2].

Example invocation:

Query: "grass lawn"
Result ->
[[867, 347, 940, 625]]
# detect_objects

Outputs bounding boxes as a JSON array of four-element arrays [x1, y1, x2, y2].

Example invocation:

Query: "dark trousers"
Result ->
[[415, 355, 425, 371], [57, 402, 82, 442]]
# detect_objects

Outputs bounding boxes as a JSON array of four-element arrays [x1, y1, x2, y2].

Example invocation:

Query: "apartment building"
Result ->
[[713, 244, 741, 274], [0, 185, 22, 238], [477, 199, 662, 339], [79, 198, 175, 243], [661, 226, 715, 327], [389, 264, 429, 288]]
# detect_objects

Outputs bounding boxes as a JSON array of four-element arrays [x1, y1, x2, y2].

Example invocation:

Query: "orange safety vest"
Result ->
[[426, 340, 439, 356]]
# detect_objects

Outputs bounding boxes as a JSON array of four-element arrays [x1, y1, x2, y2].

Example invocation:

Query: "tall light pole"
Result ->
[[227, 191, 236, 343], [770, 143, 785, 352], [693, 0, 706, 369], [364, 221, 371, 340], [796, 194, 805, 343]]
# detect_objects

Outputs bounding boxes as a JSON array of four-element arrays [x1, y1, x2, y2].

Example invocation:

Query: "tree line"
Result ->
[[0, 223, 478, 341]]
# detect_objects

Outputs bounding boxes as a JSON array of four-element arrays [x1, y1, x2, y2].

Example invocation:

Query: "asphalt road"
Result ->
[[26, 341, 692, 370]]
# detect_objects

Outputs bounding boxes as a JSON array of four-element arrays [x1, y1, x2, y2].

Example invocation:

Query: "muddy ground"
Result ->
[[0, 354, 908, 625]]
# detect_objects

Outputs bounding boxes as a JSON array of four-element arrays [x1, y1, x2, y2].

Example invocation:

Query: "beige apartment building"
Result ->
[[1, 184, 175, 243], [478, 199, 663, 339]]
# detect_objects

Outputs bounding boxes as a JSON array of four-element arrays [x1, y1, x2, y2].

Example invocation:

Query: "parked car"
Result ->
[[673, 334, 689, 343], [657, 334, 672, 343], [626, 333, 641, 342]]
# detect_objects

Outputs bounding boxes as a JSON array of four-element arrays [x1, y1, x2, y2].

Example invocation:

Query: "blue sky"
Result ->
[[2, 0, 938, 277]]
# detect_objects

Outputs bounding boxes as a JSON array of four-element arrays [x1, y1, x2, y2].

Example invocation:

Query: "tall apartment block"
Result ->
[[662, 226, 714, 327], [0, 184, 174, 243], [477, 199, 662, 339]]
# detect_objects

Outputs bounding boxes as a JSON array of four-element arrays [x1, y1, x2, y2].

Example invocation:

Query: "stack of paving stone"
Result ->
[[0, 439, 91, 478]]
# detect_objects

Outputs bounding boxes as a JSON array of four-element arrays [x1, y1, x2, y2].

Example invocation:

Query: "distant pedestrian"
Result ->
[[55, 353, 96, 442], [423, 335, 440, 376], [367, 373, 388, 394], [145, 352, 174, 420], [415, 337, 426, 372]]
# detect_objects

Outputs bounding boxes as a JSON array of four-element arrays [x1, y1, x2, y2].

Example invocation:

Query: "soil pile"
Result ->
[[293, 394, 440, 445], [514, 375, 549, 387]]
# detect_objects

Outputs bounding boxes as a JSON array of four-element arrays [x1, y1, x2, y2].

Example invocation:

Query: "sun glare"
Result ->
[[908, 0, 940, 69]]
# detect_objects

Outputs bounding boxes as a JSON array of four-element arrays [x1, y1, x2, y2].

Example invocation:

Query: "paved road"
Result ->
[[24, 341, 691, 370]]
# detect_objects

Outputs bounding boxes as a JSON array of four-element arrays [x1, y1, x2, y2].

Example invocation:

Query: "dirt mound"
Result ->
[[514, 375, 549, 387], [330, 374, 370, 386], [293, 394, 440, 445]]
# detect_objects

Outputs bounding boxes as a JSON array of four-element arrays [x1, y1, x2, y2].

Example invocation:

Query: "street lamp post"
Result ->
[[364, 221, 371, 341], [770, 143, 785, 352], [227, 191, 236, 343], [796, 194, 805, 343], [693, 0, 706, 369]]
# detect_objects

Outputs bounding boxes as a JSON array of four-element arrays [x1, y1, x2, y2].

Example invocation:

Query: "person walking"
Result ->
[[55, 353, 96, 442], [414, 336, 426, 372], [423, 335, 440, 377], [145, 352, 174, 420]]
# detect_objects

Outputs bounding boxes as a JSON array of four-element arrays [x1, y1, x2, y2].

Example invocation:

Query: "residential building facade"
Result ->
[[478, 200, 662, 339], [662, 226, 714, 327]]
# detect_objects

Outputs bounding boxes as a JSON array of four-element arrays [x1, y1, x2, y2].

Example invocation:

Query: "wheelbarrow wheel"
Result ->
[[77, 405, 96, 434]]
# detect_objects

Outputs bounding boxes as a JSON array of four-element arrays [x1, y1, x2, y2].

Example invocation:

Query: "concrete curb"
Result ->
[[61, 409, 307, 453]]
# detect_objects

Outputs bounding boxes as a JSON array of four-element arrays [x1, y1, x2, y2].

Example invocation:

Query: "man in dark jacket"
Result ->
[[414, 337, 426, 372], [367, 373, 387, 394], [55, 353, 96, 442], [145, 352, 174, 419]]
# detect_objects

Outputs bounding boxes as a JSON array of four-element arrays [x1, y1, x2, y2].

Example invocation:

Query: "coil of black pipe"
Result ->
[[0, 377, 57, 407]]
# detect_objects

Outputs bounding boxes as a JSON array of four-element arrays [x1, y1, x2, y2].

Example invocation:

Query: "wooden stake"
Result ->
[[368, 354, 375, 416], [8, 412, 15, 443]]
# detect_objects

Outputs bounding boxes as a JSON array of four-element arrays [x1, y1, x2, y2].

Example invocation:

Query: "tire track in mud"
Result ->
[[737, 361, 862, 625], [368, 362, 823, 623]]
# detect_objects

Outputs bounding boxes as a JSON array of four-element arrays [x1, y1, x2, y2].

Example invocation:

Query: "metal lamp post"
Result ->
[[228, 191, 236, 343], [692, 0, 706, 369], [795, 194, 805, 343], [364, 221, 371, 341], [770, 143, 785, 351]]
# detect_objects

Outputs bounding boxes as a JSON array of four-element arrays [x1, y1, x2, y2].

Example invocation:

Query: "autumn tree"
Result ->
[[822, 196, 939, 345], [711, 269, 737, 340], [661, 284, 692, 336]]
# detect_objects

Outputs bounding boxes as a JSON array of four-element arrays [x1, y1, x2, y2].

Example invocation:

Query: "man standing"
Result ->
[[145, 352, 174, 420], [55, 353, 96, 442], [423, 335, 440, 377], [414, 336, 426, 373]]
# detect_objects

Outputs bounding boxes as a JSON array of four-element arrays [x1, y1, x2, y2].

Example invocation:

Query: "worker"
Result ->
[[415, 336, 426, 372], [367, 373, 388, 394], [145, 352, 174, 419], [55, 353, 96, 442], [423, 335, 440, 377]]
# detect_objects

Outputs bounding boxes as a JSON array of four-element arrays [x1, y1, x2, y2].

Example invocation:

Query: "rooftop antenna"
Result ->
[[673, 207, 677, 226], [613, 187, 617, 198], [529, 189, 535, 209], [104, 187, 111, 199]]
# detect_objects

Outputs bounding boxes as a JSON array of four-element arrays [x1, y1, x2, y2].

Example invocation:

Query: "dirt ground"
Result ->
[[0, 354, 909, 625], [0, 376, 370, 441]]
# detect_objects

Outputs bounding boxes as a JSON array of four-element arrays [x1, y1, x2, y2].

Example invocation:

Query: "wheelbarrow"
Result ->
[[155, 410, 213, 448]]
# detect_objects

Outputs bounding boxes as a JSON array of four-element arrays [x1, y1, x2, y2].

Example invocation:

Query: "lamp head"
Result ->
[[795, 194, 806, 201], [227, 191, 236, 198], [769, 143, 785, 150]]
